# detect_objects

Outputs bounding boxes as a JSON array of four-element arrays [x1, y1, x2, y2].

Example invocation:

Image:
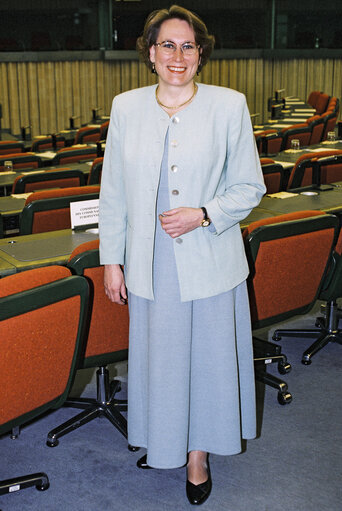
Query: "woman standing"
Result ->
[[99, 5, 266, 506]]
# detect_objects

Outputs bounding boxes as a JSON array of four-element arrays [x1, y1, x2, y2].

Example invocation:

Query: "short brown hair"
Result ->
[[136, 5, 215, 73]]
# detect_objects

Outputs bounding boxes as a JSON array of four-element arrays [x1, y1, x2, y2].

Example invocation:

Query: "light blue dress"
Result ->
[[127, 132, 256, 469]]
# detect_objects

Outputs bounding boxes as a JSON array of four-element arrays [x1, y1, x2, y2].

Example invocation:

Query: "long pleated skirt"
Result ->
[[127, 134, 256, 469]]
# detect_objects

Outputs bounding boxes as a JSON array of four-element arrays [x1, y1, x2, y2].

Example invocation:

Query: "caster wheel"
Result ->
[[272, 333, 281, 341], [278, 362, 291, 375], [46, 438, 59, 447], [110, 380, 122, 395], [302, 358, 312, 365], [36, 482, 50, 491], [278, 392, 292, 405], [128, 444, 140, 452]]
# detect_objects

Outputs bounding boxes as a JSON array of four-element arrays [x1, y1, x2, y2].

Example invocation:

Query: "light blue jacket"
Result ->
[[99, 83, 266, 301]]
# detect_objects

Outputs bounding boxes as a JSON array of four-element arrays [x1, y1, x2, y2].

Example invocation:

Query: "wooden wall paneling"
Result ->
[[71, 61, 81, 128], [27, 62, 40, 138], [7, 63, 20, 135], [0, 63, 10, 131]]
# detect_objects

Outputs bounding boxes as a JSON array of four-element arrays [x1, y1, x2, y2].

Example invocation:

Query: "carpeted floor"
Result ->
[[1, 307, 341, 511]]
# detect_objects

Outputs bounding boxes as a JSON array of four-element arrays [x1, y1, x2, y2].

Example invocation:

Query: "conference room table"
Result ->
[[1, 182, 342, 277]]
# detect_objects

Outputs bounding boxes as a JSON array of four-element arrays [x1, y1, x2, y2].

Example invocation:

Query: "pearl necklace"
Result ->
[[155, 83, 198, 110]]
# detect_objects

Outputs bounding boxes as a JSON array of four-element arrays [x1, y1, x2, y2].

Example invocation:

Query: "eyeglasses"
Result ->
[[154, 40, 200, 56]]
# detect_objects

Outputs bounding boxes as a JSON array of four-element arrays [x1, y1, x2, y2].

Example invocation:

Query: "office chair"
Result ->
[[0, 141, 25, 155], [87, 157, 103, 185], [30, 135, 66, 152], [315, 93, 330, 115], [99, 120, 109, 140], [0, 152, 42, 171], [19, 185, 100, 235], [52, 146, 97, 165], [260, 158, 289, 193], [243, 210, 339, 402], [12, 168, 86, 194], [47, 239, 129, 446], [0, 265, 89, 496], [262, 131, 284, 156], [281, 124, 312, 151], [74, 126, 101, 144], [287, 150, 342, 189], [306, 115, 325, 145], [307, 91, 321, 109]]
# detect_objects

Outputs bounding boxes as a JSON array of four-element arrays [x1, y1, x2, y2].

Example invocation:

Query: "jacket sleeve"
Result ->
[[99, 97, 127, 264], [205, 95, 266, 236]]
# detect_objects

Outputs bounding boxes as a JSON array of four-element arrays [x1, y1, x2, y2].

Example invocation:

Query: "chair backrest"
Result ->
[[0, 265, 88, 436], [281, 124, 312, 150], [67, 240, 129, 368], [74, 127, 101, 145], [20, 185, 100, 235], [322, 113, 338, 140], [315, 93, 330, 114], [260, 158, 288, 193], [306, 115, 325, 145], [88, 157, 103, 185], [0, 153, 42, 171], [262, 131, 283, 156], [30, 135, 66, 152], [243, 210, 339, 329], [307, 91, 321, 109], [287, 150, 342, 189], [12, 168, 86, 194], [52, 146, 97, 165], [0, 141, 25, 155], [314, 154, 342, 185], [99, 121, 110, 140]]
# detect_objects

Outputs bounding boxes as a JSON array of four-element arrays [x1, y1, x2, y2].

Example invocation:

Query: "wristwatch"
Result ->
[[200, 207, 211, 227]]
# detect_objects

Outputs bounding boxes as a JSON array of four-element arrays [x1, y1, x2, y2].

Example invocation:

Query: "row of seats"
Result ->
[[0, 121, 109, 155], [2, 208, 342, 495], [261, 150, 342, 193]]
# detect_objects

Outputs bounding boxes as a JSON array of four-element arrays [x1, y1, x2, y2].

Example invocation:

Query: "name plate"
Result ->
[[70, 199, 99, 229]]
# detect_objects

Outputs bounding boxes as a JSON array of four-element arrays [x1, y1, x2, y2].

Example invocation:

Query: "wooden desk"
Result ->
[[0, 229, 98, 275]]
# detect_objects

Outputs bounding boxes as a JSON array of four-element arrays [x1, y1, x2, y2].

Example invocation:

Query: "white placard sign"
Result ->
[[70, 199, 99, 229]]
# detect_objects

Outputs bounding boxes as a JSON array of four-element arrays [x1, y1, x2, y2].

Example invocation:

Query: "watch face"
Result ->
[[202, 219, 210, 227]]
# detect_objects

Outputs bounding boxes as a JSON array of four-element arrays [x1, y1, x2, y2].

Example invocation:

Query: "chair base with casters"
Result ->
[[0, 473, 49, 496], [253, 337, 292, 405], [273, 300, 342, 365], [47, 366, 127, 447]]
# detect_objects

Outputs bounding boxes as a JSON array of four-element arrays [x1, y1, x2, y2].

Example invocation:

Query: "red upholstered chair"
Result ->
[[0, 265, 88, 496], [99, 120, 110, 140], [52, 146, 97, 165], [307, 91, 321, 109], [0, 153, 42, 171], [47, 240, 129, 446], [281, 124, 312, 151], [19, 185, 100, 235], [74, 126, 101, 144], [0, 141, 25, 155], [87, 157, 103, 185], [315, 93, 330, 115], [306, 115, 325, 145], [262, 131, 284, 156], [30, 135, 66, 152], [243, 211, 339, 401], [286, 150, 342, 189], [321, 111, 338, 141], [260, 158, 288, 193], [12, 168, 85, 194], [273, 221, 342, 364]]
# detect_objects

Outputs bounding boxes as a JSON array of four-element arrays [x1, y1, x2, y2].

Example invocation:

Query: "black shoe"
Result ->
[[186, 460, 212, 505], [136, 454, 154, 470]]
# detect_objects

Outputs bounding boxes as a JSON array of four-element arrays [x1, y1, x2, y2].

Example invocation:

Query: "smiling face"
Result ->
[[149, 18, 200, 90]]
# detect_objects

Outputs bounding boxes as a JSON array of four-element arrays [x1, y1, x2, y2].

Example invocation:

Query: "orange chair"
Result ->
[[307, 91, 321, 109], [74, 126, 101, 144], [0, 152, 42, 171], [281, 124, 312, 151], [315, 93, 330, 115], [0, 265, 88, 496], [30, 135, 66, 152], [47, 240, 129, 446], [19, 185, 100, 235], [262, 131, 284, 156], [12, 168, 86, 194], [287, 150, 342, 189], [244, 210, 339, 401], [306, 115, 325, 145], [260, 158, 288, 193], [52, 146, 97, 165], [87, 157, 103, 185], [0, 141, 25, 155], [99, 120, 110, 140]]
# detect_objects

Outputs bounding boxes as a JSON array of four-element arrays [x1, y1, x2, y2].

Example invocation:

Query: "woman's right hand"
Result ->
[[104, 264, 127, 305]]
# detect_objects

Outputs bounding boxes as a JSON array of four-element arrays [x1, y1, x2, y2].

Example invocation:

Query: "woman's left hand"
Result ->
[[159, 207, 203, 238]]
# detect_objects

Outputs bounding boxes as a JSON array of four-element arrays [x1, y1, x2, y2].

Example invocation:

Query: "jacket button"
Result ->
[[172, 116, 180, 124], [175, 238, 183, 244], [172, 189, 179, 195], [171, 165, 178, 172]]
